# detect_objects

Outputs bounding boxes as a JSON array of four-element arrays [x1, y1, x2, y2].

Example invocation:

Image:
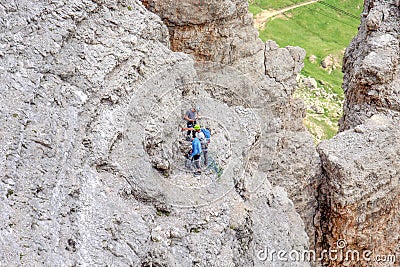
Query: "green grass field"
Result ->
[[250, 0, 363, 142], [249, 0, 306, 14]]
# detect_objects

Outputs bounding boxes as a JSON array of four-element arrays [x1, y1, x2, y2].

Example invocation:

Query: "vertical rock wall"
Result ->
[[141, 0, 322, 251], [317, 1, 400, 266], [142, 0, 264, 68], [317, 115, 400, 267], [340, 0, 400, 131], [0, 0, 313, 265]]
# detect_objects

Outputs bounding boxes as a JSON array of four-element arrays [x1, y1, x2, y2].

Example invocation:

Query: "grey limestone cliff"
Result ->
[[340, 0, 400, 131], [142, 0, 321, 253], [0, 0, 312, 265], [317, 0, 400, 266]]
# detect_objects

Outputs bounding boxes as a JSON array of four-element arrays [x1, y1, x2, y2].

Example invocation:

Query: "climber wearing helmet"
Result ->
[[181, 124, 202, 141], [190, 137, 202, 175], [183, 107, 199, 139], [182, 124, 211, 166]]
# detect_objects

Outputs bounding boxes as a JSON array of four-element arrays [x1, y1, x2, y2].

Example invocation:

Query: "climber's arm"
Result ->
[[181, 127, 194, 131]]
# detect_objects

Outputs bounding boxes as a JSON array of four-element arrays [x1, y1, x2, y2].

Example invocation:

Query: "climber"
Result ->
[[182, 124, 211, 166], [183, 107, 199, 139], [190, 136, 202, 175]]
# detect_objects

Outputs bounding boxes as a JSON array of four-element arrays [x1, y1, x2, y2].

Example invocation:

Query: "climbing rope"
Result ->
[[205, 154, 223, 178], [182, 151, 223, 178]]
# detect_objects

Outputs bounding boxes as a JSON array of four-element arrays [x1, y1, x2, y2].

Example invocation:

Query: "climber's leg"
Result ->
[[186, 121, 193, 137], [185, 153, 192, 170], [203, 149, 208, 166], [191, 120, 197, 138], [193, 154, 201, 173]]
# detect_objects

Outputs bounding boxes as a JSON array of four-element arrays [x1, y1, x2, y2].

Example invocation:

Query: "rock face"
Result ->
[[4, 0, 398, 266], [142, 0, 264, 69], [142, 0, 321, 251], [315, 1, 400, 265], [317, 115, 400, 266], [0, 0, 314, 265], [340, 0, 400, 131]]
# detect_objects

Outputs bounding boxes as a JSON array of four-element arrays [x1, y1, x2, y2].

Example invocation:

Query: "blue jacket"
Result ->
[[191, 137, 202, 157]]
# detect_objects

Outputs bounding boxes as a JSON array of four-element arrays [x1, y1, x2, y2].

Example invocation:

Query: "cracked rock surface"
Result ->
[[340, 0, 400, 131], [142, 0, 321, 251], [0, 0, 311, 265], [317, 115, 400, 267], [314, 1, 400, 266]]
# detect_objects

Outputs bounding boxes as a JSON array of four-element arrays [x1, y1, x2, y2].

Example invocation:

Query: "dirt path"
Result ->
[[253, 0, 319, 29]]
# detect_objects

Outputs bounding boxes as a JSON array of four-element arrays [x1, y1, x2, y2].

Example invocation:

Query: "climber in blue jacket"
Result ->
[[190, 137, 202, 174]]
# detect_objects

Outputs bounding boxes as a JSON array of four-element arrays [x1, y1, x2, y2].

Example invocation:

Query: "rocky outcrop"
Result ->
[[142, 0, 321, 251], [321, 54, 341, 73], [0, 0, 314, 265], [7, 0, 399, 266], [315, 1, 400, 265], [317, 115, 400, 266], [0, 0, 187, 264], [340, 0, 400, 131], [142, 0, 264, 70]]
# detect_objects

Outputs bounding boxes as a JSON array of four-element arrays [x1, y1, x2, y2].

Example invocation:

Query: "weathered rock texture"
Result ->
[[141, 0, 321, 251], [316, 1, 400, 266], [317, 115, 400, 267], [0, 0, 314, 265], [142, 0, 264, 68], [340, 0, 400, 131]]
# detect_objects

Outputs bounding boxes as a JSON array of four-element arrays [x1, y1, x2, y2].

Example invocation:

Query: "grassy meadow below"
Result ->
[[250, 0, 363, 142]]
